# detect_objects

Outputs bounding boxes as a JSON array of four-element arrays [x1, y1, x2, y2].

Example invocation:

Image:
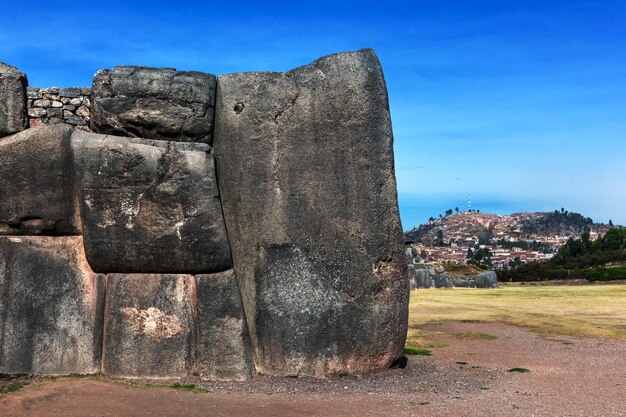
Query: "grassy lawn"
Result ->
[[407, 284, 626, 347]]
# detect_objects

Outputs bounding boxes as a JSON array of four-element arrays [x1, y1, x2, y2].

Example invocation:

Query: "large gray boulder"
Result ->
[[405, 247, 414, 264], [0, 62, 28, 137], [102, 274, 196, 378], [0, 125, 79, 235], [91, 66, 216, 144], [196, 270, 253, 381], [432, 265, 448, 288], [214, 49, 408, 376], [414, 267, 433, 289], [476, 271, 498, 288], [434, 272, 448, 288], [0, 236, 105, 375], [71, 131, 232, 273], [407, 264, 417, 289]]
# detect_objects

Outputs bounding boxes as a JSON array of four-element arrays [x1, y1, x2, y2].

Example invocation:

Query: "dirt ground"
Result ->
[[1, 321, 625, 417]]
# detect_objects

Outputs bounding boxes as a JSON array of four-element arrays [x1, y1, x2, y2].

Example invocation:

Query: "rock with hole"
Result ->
[[0, 124, 79, 235], [102, 274, 196, 378], [71, 130, 232, 273], [91, 66, 216, 144], [214, 49, 408, 376], [0, 236, 105, 375]]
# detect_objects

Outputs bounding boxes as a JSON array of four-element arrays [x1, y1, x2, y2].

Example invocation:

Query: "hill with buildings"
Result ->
[[404, 210, 612, 269]]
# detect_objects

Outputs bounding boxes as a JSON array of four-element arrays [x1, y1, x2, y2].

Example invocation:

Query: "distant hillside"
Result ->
[[499, 226, 626, 282], [405, 210, 610, 247]]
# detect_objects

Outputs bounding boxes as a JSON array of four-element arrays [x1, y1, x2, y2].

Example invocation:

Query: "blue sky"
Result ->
[[1, 0, 624, 228]]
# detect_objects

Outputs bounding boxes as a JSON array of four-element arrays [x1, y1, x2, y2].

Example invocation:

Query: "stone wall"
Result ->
[[0, 51, 408, 380], [27, 86, 91, 129], [405, 247, 498, 289]]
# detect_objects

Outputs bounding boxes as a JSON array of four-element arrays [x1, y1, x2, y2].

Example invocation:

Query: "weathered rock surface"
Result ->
[[71, 131, 232, 273], [476, 271, 498, 288], [413, 265, 434, 288], [407, 264, 417, 289], [434, 272, 448, 288], [0, 124, 79, 235], [91, 66, 216, 143], [0, 236, 105, 375], [0, 62, 28, 137], [432, 265, 448, 288], [196, 270, 253, 381], [0, 62, 19, 73], [405, 247, 414, 264], [102, 274, 196, 378], [27, 86, 91, 129], [214, 49, 408, 376]]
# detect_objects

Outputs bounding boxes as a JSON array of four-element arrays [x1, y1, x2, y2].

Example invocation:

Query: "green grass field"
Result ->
[[407, 284, 626, 348]]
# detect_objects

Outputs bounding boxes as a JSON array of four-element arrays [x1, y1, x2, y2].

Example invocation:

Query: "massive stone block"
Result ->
[[476, 271, 498, 288], [196, 270, 253, 381], [414, 266, 433, 288], [102, 274, 196, 378], [71, 131, 232, 273], [0, 124, 79, 235], [0, 62, 28, 137], [91, 66, 216, 144], [0, 236, 105, 375], [214, 49, 408, 376]]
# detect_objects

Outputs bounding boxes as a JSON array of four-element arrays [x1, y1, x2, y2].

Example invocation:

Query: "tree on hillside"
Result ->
[[468, 247, 492, 269], [428, 216, 435, 222], [609, 219, 614, 227], [508, 256, 522, 268], [436, 229, 445, 246], [455, 207, 459, 213], [602, 228, 625, 251], [500, 223, 626, 282], [445, 209, 453, 217]]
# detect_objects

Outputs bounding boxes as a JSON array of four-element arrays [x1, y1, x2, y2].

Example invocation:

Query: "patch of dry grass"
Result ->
[[408, 284, 626, 344], [450, 332, 498, 340]]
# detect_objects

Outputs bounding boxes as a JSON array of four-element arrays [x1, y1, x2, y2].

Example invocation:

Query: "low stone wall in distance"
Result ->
[[27, 86, 91, 130]]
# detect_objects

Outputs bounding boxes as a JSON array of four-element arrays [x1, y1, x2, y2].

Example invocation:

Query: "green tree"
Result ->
[[581, 230, 591, 251], [469, 248, 492, 269], [436, 229, 445, 246], [602, 228, 624, 251]]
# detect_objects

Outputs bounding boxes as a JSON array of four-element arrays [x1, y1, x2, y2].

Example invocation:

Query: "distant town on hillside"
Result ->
[[404, 209, 616, 270]]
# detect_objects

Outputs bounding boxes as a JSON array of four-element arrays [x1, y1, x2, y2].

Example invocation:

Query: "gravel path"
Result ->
[[1, 322, 624, 416]]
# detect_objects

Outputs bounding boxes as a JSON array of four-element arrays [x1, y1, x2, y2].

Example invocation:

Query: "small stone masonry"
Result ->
[[0, 50, 408, 380], [26, 86, 91, 129]]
